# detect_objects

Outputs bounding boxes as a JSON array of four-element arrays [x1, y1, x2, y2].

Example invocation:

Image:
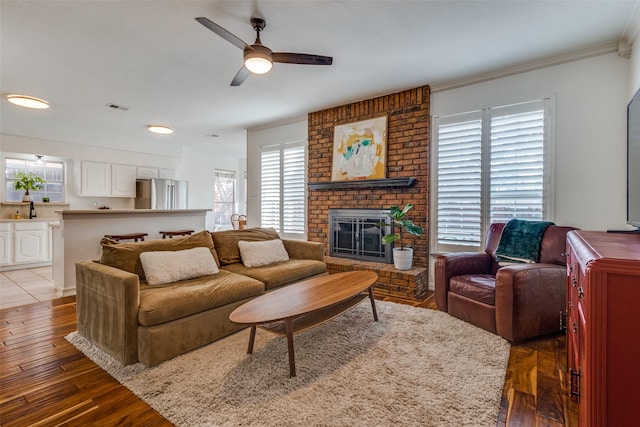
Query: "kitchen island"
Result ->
[[53, 209, 209, 295]]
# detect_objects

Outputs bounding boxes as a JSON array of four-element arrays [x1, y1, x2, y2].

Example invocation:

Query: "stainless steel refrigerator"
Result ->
[[135, 179, 188, 209]]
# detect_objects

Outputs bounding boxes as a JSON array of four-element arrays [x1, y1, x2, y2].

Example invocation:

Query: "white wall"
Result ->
[[432, 52, 630, 231], [631, 41, 640, 99], [246, 118, 308, 230], [177, 142, 247, 231]]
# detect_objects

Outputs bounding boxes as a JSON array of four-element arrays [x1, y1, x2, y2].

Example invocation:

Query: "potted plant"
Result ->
[[12, 172, 46, 201], [379, 204, 424, 270]]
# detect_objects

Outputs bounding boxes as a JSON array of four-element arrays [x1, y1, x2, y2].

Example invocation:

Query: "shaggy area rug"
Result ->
[[66, 301, 510, 427]]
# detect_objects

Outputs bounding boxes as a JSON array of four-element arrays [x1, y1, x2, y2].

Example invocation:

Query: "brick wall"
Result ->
[[307, 85, 430, 270]]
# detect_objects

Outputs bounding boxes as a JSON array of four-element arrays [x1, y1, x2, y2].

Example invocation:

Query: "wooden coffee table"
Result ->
[[229, 271, 379, 377]]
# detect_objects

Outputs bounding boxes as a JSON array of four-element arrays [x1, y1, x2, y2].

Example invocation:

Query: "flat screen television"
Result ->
[[627, 87, 640, 230]]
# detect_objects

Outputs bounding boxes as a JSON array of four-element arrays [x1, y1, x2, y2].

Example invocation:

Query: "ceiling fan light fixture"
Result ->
[[7, 94, 49, 109], [147, 125, 173, 134], [245, 56, 272, 74], [244, 45, 273, 74]]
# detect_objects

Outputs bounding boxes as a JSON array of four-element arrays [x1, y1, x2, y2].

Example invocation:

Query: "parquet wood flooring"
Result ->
[[1, 294, 577, 426]]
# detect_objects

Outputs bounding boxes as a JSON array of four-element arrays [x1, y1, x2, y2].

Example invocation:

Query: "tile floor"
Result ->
[[0, 267, 66, 309]]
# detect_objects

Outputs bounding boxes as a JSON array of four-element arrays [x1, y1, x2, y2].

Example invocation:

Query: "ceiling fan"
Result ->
[[195, 16, 333, 86]]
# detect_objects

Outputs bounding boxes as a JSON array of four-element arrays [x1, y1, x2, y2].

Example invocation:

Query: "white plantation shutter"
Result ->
[[434, 99, 550, 251], [260, 141, 306, 236], [261, 149, 281, 230], [283, 145, 306, 234], [436, 114, 483, 247], [490, 105, 545, 223]]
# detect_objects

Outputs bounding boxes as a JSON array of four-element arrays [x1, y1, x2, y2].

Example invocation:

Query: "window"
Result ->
[[213, 169, 236, 226], [4, 157, 65, 202], [433, 99, 551, 251], [260, 141, 306, 237]]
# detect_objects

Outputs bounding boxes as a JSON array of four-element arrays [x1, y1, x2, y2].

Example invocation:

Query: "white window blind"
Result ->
[[261, 149, 281, 230], [436, 115, 483, 247], [260, 141, 306, 236], [490, 106, 545, 223], [434, 99, 550, 251]]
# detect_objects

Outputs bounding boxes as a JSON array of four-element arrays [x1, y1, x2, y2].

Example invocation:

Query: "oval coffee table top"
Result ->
[[229, 270, 378, 324]]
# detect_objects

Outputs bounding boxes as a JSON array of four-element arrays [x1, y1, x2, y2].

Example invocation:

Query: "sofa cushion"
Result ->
[[221, 259, 327, 290], [210, 228, 280, 265], [140, 247, 219, 286], [449, 274, 496, 306], [100, 230, 219, 280], [238, 239, 290, 267], [138, 270, 265, 327]]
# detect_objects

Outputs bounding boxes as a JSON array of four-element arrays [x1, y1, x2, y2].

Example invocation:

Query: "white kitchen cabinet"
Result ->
[[13, 222, 47, 264], [0, 224, 11, 265], [111, 164, 137, 197], [158, 168, 176, 179], [0, 221, 52, 270], [81, 161, 110, 196], [137, 166, 159, 179], [80, 161, 136, 197]]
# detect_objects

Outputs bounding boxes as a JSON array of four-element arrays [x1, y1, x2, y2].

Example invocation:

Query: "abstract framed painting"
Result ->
[[331, 115, 387, 181]]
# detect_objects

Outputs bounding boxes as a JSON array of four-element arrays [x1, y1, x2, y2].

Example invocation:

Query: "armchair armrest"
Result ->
[[495, 263, 566, 343], [75, 260, 140, 365], [435, 252, 492, 312], [282, 239, 325, 262]]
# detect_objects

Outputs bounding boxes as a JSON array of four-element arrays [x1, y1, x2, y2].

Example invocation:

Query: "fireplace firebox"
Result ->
[[329, 209, 392, 263]]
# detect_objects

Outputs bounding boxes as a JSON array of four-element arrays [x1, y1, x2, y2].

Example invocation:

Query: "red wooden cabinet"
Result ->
[[566, 231, 640, 427]]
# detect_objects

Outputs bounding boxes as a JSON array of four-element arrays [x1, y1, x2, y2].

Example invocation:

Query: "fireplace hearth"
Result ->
[[329, 209, 392, 263]]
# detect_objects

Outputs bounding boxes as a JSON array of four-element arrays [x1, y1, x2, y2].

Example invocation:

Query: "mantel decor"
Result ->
[[331, 115, 387, 181]]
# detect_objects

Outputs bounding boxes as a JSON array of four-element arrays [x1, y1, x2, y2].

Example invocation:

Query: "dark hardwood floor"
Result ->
[[0, 294, 577, 426]]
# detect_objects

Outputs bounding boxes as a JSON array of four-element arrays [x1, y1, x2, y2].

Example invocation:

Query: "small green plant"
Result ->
[[12, 172, 46, 195], [378, 204, 424, 250]]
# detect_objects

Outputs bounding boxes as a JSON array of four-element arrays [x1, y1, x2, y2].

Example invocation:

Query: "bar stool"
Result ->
[[104, 232, 148, 242], [159, 229, 195, 239]]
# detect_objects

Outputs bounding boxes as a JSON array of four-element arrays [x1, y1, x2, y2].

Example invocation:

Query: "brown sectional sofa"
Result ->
[[75, 228, 327, 367]]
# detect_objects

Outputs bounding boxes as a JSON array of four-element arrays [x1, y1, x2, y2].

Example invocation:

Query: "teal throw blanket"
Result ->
[[495, 219, 554, 265]]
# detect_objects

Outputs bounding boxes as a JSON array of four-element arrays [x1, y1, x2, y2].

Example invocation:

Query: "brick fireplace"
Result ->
[[307, 86, 431, 300]]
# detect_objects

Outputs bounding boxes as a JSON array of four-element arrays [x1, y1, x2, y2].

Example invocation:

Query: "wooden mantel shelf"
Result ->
[[308, 177, 416, 190]]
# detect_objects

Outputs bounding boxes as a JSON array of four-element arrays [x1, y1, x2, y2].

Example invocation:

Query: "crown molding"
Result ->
[[430, 42, 618, 93]]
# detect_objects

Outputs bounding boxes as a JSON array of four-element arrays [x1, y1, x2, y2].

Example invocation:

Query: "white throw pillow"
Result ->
[[140, 247, 219, 286], [238, 239, 290, 267]]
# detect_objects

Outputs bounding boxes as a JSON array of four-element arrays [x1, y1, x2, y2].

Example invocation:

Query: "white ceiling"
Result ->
[[1, 1, 639, 158]]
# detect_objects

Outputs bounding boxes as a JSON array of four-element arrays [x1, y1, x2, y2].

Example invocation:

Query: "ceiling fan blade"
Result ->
[[195, 17, 248, 50], [272, 52, 333, 66], [230, 65, 251, 86]]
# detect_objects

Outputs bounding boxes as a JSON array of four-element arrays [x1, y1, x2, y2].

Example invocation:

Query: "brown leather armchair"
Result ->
[[435, 223, 575, 343]]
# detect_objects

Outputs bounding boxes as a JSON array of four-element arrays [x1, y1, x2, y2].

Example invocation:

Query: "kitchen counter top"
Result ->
[[59, 209, 210, 216], [0, 217, 59, 223]]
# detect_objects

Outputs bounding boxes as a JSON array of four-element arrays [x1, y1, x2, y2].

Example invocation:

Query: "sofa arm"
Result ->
[[75, 260, 140, 365], [282, 239, 325, 262], [495, 263, 566, 343], [435, 252, 492, 312]]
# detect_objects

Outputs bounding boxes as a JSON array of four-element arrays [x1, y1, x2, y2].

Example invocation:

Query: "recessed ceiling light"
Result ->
[[7, 94, 49, 109], [147, 125, 173, 134]]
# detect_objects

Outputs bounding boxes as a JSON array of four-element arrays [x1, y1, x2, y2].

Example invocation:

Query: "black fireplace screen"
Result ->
[[329, 209, 392, 263]]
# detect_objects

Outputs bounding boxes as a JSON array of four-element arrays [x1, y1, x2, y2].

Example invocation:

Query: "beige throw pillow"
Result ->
[[140, 247, 219, 286], [238, 239, 290, 267]]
